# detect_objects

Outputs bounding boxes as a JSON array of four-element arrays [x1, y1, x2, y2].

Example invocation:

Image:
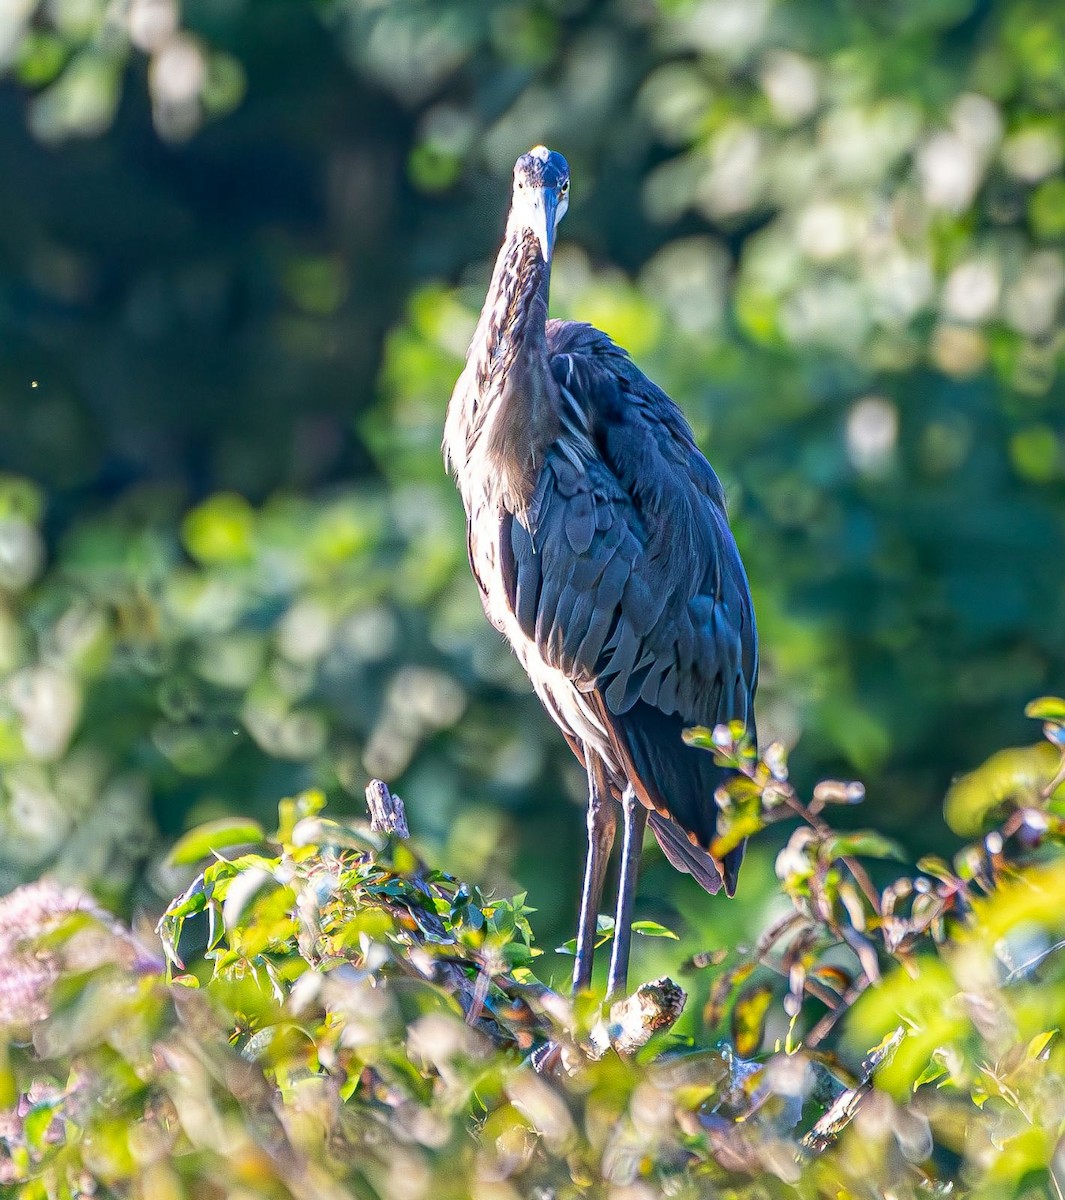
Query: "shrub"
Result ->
[[4, 702, 1065, 1197]]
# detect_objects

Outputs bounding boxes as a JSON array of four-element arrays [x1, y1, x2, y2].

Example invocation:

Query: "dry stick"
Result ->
[[1000, 935, 1065, 984], [464, 961, 492, 1028], [753, 910, 808, 959], [589, 978, 687, 1059], [365, 779, 410, 839], [801, 1027, 905, 1155], [1050, 1160, 1065, 1200]]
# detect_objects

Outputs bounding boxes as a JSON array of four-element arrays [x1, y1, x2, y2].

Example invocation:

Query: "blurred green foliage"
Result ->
[[6, 708, 1065, 1196], [0, 0, 1065, 1034]]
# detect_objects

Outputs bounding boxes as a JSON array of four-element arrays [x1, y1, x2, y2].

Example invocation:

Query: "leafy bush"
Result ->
[[4, 701, 1065, 1197]]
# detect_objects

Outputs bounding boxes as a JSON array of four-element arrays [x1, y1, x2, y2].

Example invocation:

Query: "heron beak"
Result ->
[[528, 187, 558, 264]]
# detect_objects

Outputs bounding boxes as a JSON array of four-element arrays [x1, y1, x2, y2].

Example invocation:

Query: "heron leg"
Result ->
[[606, 787, 649, 999], [572, 754, 617, 994]]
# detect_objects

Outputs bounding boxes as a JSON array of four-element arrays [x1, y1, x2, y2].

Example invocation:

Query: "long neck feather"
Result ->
[[478, 222, 548, 372], [445, 217, 560, 512]]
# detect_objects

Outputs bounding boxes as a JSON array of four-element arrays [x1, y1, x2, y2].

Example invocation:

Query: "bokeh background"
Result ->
[[0, 0, 1063, 986]]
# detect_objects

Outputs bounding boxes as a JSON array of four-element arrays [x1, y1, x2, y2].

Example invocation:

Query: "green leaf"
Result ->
[[181, 492, 256, 563], [1030, 178, 1065, 238], [1025, 1030, 1057, 1061], [823, 831, 905, 862], [944, 744, 1061, 836], [916, 855, 957, 883], [731, 982, 773, 1058], [849, 960, 967, 1099], [913, 1060, 948, 1090], [631, 920, 680, 940], [167, 818, 265, 866], [1025, 697, 1065, 723], [682, 725, 717, 751], [277, 790, 327, 845], [24, 1103, 57, 1151], [556, 915, 614, 955], [0, 1044, 13, 1111]]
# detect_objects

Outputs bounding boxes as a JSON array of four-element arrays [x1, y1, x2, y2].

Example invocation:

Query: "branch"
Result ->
[[801, 1026, 905, 1154], [365, 779, 410, 839], [588, 978, 687, 1058]]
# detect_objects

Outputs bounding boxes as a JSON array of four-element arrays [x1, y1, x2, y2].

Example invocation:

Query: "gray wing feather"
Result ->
[[564, 491, 596, 554], [510, 518, 541, 633]]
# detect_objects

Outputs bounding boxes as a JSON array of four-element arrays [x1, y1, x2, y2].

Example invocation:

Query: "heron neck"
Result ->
[[479, 222, 552, 378], [461, 224, 559, 508]]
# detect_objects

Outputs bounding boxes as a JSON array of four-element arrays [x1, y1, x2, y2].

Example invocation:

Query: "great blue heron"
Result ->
[[444, 146, 757, 998]]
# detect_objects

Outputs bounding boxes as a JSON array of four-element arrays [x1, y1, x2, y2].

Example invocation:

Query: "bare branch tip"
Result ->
[[364, 779, 410, 839]]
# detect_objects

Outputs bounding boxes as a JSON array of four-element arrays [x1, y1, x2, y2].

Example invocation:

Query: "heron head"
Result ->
[[511, 145, 569, 264]]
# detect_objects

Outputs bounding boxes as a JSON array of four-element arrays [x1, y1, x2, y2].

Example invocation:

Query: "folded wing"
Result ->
[[499, 320, 758, 893]]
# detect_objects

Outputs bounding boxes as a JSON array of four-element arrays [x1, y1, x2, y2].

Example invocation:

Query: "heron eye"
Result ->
[[560, 181, 569, 194]]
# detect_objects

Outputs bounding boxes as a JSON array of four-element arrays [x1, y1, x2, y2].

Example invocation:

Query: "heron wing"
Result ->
[[499, 321, 757, 892]]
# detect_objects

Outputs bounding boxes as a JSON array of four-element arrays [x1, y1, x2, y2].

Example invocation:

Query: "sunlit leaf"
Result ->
[[731, 982, 774, 1058], [810, 964, 853, 995], [944, 744, 1063, 835], [181, 493, 256, 564], [167, 819, 266, 866], [823, 831, 905, 862], [24, 1102, 58, 1151], [916, 855, 957, 883], [913, 1060, 948, 1090], [850, 959, 970, 1098], [0, 1044, 15, 1110], [556, 914, 615, 955], [631, 920, 680, 940], [1025, 697, 1065, 723], [1025, 1030, 1057, 1061]]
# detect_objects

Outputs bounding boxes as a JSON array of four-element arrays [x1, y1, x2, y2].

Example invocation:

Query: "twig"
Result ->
[[801, 1026, 905, 1154], [780, 792, 882, 915], [1049, 1160, 1065, 1200], [804, 976, 870, 1049], [1003, 936, 1065, 984], [1040, 747, 1065, 802], [750, 913, 842, 1013]]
